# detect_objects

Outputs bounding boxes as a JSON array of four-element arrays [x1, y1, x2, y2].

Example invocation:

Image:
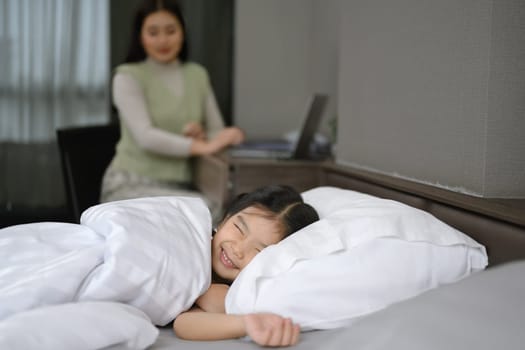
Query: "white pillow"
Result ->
[[225, 186, 488, 330], [79, 196, 212, 325]]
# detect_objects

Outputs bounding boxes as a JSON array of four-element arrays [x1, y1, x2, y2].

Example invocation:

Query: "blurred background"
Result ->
[[0, 0, 234, 226], [2, 0, 524, 227]]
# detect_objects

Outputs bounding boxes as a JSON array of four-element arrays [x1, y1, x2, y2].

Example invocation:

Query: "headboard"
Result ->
[[321, 163, 525, 267], [197, 155, 525, 267]]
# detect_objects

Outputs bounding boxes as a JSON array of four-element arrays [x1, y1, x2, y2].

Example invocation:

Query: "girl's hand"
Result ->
[[183, 121, 205, 140], [244, 313, 300, 347]]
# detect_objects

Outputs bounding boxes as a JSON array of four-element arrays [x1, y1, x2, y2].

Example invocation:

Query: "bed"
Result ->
[[1, 158, 524, 350], [150, 160, 525, 349], [151, 259, 525, 350]]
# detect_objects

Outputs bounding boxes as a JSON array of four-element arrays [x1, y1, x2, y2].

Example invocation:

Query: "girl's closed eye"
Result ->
[[234, 223, 244, 235]]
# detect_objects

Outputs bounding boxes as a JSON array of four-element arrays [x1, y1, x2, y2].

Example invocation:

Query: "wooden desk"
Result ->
[[194, 154, 328, 207], [229, 157, 326, 197]]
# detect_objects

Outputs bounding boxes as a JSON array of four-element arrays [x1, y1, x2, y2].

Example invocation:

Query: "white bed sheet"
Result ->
[[149, 260, 525, 350]]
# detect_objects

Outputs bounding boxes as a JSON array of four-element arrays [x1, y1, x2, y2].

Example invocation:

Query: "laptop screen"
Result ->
[[293, 93, 329, 159], [229, 93, 329, 159]]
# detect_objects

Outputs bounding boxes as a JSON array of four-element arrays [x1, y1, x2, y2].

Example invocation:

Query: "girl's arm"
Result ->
[[195, 283, 229, 313], [173, 308, 245, 340], [173, 309, 300, 347]]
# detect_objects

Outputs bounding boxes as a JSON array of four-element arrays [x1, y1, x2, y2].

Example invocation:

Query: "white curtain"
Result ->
[[0, 0, 109, 212]]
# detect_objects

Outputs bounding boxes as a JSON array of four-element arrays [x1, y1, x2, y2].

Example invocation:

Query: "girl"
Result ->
[[173, 185, 320, 347]]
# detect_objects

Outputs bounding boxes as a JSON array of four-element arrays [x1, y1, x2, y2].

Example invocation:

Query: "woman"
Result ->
[[174, 184, 320, 347], [101, 0, 244, 217]]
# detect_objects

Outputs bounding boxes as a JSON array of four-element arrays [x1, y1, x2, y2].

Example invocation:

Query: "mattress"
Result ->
[[149, 260, 525, 349]]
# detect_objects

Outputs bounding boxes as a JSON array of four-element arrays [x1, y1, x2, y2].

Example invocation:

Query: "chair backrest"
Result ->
[[56, 123, 120, 223]]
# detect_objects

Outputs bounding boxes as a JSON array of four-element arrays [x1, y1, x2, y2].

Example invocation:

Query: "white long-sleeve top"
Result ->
[[112, 58, 225, 157]]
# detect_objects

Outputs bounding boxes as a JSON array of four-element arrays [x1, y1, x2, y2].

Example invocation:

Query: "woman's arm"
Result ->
[[203, 88, 225, 140], [113, 73, 194, 157], [114, 72, 243, 157], [189, 127, 244, 156], [187, 74, 244, 155], [173, 309, 300, 347]]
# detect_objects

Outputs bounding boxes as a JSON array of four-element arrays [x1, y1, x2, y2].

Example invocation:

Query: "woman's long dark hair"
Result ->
[[222, 185, 319, 239], [124, 0, 189, 63]]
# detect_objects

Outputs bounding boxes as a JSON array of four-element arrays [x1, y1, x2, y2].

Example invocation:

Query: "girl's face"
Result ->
[[141, 10, 184, 63], [212, 206, 284, 282]]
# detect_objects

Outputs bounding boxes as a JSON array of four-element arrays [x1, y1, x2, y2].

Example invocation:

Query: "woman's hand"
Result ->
[[190, 126, 245, 155], [183, 121, 205, 140], [215, 126, 244, 146], [244, 313, 300, 347]]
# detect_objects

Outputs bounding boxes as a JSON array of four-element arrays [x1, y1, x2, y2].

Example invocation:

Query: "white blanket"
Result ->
[[0, 196, 212, 350]]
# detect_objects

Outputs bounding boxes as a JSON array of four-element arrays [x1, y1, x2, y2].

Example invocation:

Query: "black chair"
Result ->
[[56, 123, 120, 223]]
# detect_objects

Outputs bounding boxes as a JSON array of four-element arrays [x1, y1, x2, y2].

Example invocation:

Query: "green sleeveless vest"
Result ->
[[112, 61, 209, 183]]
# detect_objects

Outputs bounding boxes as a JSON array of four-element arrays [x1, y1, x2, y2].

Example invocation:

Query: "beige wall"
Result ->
[[234, 0, 525, 198], [233, 0, 338, 140]]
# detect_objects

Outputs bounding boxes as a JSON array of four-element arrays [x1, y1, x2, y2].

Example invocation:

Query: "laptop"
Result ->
[[230, 93, 329, 160]]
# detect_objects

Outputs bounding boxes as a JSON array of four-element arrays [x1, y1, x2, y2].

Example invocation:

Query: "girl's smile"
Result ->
[[220, 248, 238, 269]]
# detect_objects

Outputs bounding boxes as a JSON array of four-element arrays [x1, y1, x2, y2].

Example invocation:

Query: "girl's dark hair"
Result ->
[[222, 185, 319, 238], [124, 0, 189, 63]]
